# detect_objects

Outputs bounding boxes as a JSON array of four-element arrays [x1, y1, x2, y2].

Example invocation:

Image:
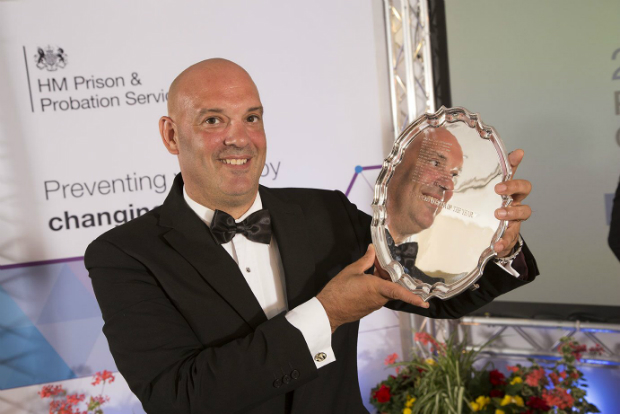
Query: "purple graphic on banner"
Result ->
[[0, 255, 84, 271], [345, 165, 382, 197]]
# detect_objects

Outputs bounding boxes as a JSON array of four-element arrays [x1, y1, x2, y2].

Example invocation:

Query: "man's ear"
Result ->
[[159, 116, 179, 155]]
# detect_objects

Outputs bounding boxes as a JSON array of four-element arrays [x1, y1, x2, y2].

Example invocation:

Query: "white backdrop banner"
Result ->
[[0, 2, 403, 413], [0, 0, 390, 267]]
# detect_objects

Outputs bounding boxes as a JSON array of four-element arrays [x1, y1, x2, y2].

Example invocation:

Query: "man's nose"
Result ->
[[223, 120, 249, 147], [436, 172, 455, 192]]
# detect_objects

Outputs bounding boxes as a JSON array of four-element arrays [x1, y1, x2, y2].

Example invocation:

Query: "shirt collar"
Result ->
[[183, 186, 263, 226]]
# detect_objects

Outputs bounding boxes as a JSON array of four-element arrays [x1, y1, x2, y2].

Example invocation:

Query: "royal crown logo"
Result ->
[[34, 46, 67, 71]]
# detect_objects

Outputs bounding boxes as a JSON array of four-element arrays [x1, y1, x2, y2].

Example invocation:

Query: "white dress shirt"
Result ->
[[183, 187, 335, 368]]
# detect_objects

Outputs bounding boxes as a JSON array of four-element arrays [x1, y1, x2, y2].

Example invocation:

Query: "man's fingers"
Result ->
[[508, 149, 524, 176], [373, 256, 391, 280], [376, 279, 429, 308], [495, 205, 532, 221], [495, 179, 532, 203], [494, 222, 521, 256]]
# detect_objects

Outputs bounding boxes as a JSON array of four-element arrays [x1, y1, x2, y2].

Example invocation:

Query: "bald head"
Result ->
[[404, 127, 463, 173], [167, 58, 259, 120], [159, 58, 267, 218], [386, 126, 464, 243]]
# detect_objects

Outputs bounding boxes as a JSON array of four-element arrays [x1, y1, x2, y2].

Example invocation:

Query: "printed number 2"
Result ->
[[613, 48, 620, 80]]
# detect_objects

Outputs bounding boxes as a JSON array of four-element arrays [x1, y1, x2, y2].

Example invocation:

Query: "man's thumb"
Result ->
[[352, 244, 376, 273]]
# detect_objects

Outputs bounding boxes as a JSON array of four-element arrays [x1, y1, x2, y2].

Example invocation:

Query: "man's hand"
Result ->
[[494, 149, 532, 257], [317, 244, 429, 333]]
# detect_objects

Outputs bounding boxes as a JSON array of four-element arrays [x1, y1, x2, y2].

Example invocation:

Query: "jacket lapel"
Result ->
[[260, 186, 317, 310], [159, 175, 267, 330]]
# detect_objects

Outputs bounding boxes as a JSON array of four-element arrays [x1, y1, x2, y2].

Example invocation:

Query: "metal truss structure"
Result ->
[[383, 0, 441, 359], [398, 313, 620, 367], [459, 317, 620, 367], [383, 0, 435, 140]]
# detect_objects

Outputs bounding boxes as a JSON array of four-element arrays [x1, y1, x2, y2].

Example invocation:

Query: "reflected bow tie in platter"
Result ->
[[210, 209, 272, 245]]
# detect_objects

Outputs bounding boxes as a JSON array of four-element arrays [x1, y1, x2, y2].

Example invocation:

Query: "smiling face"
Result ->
[[387, 127, 464, 243], [160, 59, 267, 217]]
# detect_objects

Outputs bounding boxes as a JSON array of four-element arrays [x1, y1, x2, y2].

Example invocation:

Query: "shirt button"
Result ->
[[291, 369, 300, 379], [273, 378, 282, 388], [246, 267, 251, 272], [314, 352, 327, 362], [282, 374, 291, 384]]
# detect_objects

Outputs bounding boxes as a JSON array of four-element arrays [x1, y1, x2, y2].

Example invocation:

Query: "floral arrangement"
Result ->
[[370, 333, 601, 414], [39, 370, 115, 414]]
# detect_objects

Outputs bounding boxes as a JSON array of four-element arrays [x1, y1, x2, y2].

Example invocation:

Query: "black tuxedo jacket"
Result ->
[[85, 175, 538, 414]]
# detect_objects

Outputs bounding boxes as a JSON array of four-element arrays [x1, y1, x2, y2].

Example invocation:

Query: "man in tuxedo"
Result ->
[[85, 58, 537, 414], [609, 177, 620, 261]]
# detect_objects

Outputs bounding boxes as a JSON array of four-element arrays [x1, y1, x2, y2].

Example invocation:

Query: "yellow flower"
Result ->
[[475, 396, 490, 407], [470, 395, 490, 411], [510, 376, 523, 385], [405, 396, 416, 407], [402, 409, 412, 414], [495, 410, 505, 414], [514, 396, 524, 407], [500, 395, 524, 407], [425, 358, 436, 366]]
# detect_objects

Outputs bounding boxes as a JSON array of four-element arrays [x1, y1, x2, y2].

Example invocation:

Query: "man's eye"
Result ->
[[205, 117, 220, 125], [247, 115, 260, 123]]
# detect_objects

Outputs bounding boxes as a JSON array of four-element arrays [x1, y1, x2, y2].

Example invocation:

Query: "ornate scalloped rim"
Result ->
[[371, 106, 512, 301]]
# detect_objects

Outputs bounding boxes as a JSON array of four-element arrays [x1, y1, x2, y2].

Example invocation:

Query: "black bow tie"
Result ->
[[210, 209, 272, 245], [392, 242, 420, 271], [385, 231, 419, 271], [386, 231, 444, 284]]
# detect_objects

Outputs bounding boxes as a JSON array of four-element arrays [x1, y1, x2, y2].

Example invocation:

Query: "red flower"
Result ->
[[543, 387, 574, 410], [489, 389, 505, 398], [92, 370, 115, 386], [414, 332, 434, 346], [549, 372, 560, 386], [384, 353, 398, 366], [413, 332, 445, 353], [39, 385, 65, 398], [527, 396, 551, 411], [507, 365, 519, 373], [90, 395, 109, 404], [525, 368, 547, 387], [65, 393, 85, 406], [49, 399, 84, 414], [489, 369, 506, 386], [372, 384, 391, 403], [560, 342, 587, 361], [588, 344, 604, 355]]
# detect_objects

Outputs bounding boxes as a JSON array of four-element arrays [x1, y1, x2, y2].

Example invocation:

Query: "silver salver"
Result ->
[[371, 106, 512, 301]]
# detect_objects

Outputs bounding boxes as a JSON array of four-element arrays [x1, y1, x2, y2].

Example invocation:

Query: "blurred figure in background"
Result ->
[[609, 176, 620, 261]]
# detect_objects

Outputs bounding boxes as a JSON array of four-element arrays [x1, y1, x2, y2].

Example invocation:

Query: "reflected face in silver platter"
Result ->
[[387, 127, 464, 243]]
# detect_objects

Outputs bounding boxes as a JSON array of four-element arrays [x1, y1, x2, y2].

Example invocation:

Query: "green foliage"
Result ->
[[370, 334, 600, 414]]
